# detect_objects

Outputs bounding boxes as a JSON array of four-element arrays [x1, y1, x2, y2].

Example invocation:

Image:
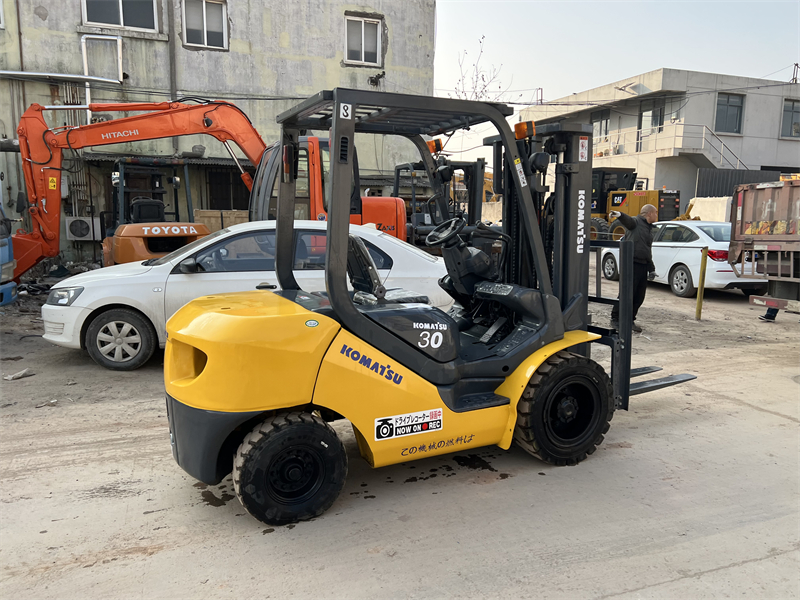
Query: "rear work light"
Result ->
[[707, 249, 728, 262]]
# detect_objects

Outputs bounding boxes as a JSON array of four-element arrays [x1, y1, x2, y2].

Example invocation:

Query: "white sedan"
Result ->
[[42, 221, 451, 370], [600, 221, 766, 298]]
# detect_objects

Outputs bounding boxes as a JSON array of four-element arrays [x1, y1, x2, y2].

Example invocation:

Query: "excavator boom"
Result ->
[[14, 101, 268, 279]]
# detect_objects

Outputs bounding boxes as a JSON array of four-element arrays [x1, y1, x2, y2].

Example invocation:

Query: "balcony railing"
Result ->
[[592, 123, 749, 170]]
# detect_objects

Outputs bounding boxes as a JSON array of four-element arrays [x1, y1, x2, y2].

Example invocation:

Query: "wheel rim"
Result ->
[[266, 445, 325, 505], [672, 269, 688, 293], [543, 376, 601, 448], [611, 227, 625, 241], [603, 258, 616, 278], [96, 321, 142, 363], [590, 226, 598, 241]]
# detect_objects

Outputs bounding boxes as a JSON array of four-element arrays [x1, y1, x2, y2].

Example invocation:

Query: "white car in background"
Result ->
[[42, 221, 451, 370], [600, 221, 766, 298]]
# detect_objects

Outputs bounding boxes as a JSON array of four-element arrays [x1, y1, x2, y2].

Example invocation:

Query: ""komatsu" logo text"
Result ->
[[340, 344, 403, 385], [577, 189, 586, 254], [101, 129, 139, 140]]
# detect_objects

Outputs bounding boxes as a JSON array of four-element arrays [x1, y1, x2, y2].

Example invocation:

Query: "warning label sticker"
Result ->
[[579, 136, 589, 162], [48, 177, 57, 190], [513, 157, 528, 187], [374, 409, 443, 441]]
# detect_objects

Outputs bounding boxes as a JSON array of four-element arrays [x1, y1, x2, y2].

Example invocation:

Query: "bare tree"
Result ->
[[450, 36, 513, 102]]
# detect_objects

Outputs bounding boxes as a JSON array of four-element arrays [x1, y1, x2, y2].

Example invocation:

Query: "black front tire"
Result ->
[[514, 351, 613, 466], [233, 412, 347, 526], [85, 308, 157, 371], [602, 253, 619, 281]]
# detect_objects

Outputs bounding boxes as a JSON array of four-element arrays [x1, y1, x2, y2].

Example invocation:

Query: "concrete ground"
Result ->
[[1, 271, 798, 599]]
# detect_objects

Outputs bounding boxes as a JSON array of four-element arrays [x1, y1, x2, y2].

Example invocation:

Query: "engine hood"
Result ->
[[51, 261, 155, 288]]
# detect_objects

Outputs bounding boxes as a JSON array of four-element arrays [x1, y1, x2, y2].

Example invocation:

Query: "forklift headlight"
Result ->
[[46, 286, 84, 306]]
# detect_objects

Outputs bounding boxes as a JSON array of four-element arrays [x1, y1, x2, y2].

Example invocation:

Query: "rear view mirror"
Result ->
[[179, 257, 198, 274]]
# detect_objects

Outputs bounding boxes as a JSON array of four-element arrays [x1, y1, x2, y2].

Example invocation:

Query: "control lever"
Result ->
[[479, 316, 507, 344]]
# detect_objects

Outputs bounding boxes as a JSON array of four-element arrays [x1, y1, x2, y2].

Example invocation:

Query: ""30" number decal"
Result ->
[[418, 331, 443, 349]]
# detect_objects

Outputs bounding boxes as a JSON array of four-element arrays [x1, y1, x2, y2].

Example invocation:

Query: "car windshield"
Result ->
[[698, 224, 730, 242], [145, 228, 231, 266], [377, 232, 439, 262]]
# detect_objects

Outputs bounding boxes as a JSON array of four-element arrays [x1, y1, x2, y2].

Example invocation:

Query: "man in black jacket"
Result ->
[[610, 204, 658, 333]]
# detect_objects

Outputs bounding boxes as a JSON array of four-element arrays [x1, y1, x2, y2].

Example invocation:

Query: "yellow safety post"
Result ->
[[696, 246, 708, 320]]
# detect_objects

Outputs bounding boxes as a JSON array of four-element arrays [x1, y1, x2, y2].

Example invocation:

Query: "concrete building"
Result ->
[[0, 0, 436, 258], [521, 68, 800, 210]]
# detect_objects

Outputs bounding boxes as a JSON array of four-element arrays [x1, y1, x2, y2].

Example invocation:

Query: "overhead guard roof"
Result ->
[[276, 89, 514, 137]]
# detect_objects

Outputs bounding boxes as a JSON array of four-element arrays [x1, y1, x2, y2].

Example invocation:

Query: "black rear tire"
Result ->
[[85, 308, 156, 371], [233, 412, 347, 526], [514, 351, 613, 466], [590, 217, 610, 241]]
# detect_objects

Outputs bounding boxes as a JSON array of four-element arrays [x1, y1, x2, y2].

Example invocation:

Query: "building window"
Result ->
[[715, 93, 744, 134], [83, 0, 157, 31], [345, 16, 381, 66], [184, 0, 227, 49], [591, 109, 610, 140], [639, 98, 665, 134], [0, 0, 5, 30], [781, 99, 800, 138]]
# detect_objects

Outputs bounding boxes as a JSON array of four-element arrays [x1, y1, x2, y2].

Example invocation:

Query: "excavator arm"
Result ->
[[14, 100, 268, 279]]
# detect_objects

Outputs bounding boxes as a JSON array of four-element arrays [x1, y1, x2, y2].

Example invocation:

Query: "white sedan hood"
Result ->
[[51, 261, 156, 288]]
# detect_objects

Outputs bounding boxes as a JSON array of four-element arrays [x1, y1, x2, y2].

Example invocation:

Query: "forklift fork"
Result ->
[[588, 238, 695, 410]]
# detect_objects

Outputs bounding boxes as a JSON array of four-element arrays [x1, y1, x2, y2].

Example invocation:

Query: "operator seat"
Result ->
[[130, 197, 166, 223], [347, 235, 430, 306]]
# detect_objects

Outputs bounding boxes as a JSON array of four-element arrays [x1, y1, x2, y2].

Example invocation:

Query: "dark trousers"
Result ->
[[611, 261, 648, 322]]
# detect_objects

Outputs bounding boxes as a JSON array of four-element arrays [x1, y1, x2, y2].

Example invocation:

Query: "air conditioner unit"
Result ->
[[65, 217, 103, 241]]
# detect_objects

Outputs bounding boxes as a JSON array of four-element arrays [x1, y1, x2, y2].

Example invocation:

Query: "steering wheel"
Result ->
[[425, 217, 466, 247]]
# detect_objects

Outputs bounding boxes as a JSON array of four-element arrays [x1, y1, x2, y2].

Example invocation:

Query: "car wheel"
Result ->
[[602, 253, 619, 281], [233, 412, 347, 526], [670, 264, 696, 298], [85, 308, 157, 370]]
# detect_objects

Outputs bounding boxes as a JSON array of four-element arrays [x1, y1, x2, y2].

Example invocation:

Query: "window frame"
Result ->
[[182, 0, 228, 49], [591, 109, 610, 140], [715, 93, 745, 135], [0, 0, 5, 30], [82, 0, 158, 32], [780, 98, 800, 139], [344, 16, 382, 67], [195, 230, 277, 273]]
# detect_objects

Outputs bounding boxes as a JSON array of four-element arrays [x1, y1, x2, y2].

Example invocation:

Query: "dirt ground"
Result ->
[[1, 265, 798, 599]]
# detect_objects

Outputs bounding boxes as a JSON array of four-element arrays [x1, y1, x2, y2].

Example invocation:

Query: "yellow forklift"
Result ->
[[591, 168, 680, 240], [164, 89, 694, 525]]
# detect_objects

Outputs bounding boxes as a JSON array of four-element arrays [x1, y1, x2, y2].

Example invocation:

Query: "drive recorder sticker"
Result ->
[[375, 409, 443, 441]]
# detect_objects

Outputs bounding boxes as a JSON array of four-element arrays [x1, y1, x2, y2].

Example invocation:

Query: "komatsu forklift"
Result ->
[[164, 89, 694, 526]]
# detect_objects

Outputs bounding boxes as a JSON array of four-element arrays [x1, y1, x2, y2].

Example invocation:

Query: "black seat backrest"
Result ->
[[347, 234, 383, 294], [130, 197, 166, 223]]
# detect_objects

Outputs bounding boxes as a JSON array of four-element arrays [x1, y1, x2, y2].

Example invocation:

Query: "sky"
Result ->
[[427, 0, 800, 161]]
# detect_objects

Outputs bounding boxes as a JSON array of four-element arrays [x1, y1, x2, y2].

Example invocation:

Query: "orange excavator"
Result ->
[[15, 100, 266, 278], [14, 100, 409, 279]]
